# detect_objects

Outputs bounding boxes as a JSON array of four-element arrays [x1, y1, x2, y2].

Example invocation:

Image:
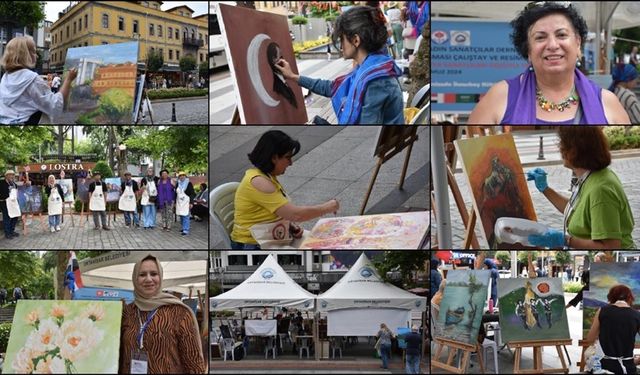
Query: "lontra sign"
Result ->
[[20, 163, 97, 173]]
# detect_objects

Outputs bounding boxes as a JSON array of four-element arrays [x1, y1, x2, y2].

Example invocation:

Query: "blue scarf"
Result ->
[[409, 1, 428, 38], [330, 53, 402, 124], [609, 63, 639, 91], [178, 177, 190, 192]]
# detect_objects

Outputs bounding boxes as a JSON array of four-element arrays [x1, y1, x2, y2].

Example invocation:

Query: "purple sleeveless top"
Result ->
[[500, 68, 607, 125]]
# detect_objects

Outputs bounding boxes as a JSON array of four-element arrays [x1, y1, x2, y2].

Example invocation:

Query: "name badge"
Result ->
[[131, 349, 149, 374]]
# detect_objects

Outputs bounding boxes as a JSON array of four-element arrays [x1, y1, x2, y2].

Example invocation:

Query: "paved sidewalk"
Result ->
[[0, 212, 208, 250], [210, 126, 429, 248]]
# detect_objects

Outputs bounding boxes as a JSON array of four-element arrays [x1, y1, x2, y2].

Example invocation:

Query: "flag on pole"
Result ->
[[65, 251, 84, 292]]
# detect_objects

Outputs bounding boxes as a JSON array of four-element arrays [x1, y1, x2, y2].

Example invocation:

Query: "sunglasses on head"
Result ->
[[525, 1, 572, 11]]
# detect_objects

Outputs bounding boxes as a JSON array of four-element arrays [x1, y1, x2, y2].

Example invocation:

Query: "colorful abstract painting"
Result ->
[[583, 262, 640, 343], [217, 3, 307, 124], [454, 134, 537, 248], [436, 270, 490, 345], [60, 42, 139, 124], [498, 278, 570, 343], [299, 211, 429, 249], [3, 300, 122, 374]]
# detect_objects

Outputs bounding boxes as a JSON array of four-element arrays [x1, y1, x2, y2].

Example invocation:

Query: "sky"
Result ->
[[45, 1, 209, 22]]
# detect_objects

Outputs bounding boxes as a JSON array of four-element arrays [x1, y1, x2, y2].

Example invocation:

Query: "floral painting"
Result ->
[[3, 300, 122, 374]]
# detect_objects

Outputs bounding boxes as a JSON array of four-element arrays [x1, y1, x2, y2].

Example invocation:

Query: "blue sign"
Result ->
[[431, 18, 529, 113], [72, 287, 134, 303]]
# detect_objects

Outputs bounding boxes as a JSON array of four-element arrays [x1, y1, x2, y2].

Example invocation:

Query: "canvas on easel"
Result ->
[[217, 3, 308, 124], [454, 133, 537, 248]]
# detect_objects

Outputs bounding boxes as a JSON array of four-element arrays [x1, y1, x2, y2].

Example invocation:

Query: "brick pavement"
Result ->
[[0, 212, 208, 250]]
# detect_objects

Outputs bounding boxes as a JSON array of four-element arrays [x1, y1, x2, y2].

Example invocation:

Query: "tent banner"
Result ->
[[327, 308, 411, 336]]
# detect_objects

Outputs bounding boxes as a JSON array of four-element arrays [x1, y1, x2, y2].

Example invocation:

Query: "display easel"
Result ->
[[432, 337, 485, 374], [78, 201, 90, 228], [360, 127, 418, 215], [133, 74, 154, 125], [21, 212, 46, 235], [510, 339, 572, 374]]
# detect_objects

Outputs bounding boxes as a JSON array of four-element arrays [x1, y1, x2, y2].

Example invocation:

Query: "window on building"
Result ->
[[102, 14, 109, 29], [191, 29, 195, 40], [84, 14, 88, 29], [85, 42, 88, 46], [149, 23, 154, 36], [199, 33, 203, 41], [175, 28, 179, 40], [78, 18, 81, 31], [228, 255, 248, 266], [168, 26, 172, 39], [169, 49, 173, 60], [252, 255, 268, 266], [200, 53, 203, 62], [73, 21, 76, 34], [102, 41, 108, 45], [158, 25, 162, 37], [118, 17, 124, 31], [133, 20, 139, 34], [183, 29, 187, 40], [176, 50, 180, 60], [66, 26, 69, 38], [159, 48, 163, 58], [278, 254, 302, 266]]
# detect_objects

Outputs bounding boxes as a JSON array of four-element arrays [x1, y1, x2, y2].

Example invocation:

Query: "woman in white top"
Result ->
[[0, 36, 77, 124]]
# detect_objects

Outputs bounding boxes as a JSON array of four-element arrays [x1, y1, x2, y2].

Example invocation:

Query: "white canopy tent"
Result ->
[[210, 254, 316, 311], [318, 253, 427, 336], [78, 251, 208, 296]]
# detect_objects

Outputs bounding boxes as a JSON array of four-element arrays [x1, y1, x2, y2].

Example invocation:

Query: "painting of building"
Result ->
[[583, 262, 640, 343], [435, 270, 490, 345], [454, 134, 537, 248], [61, 42, 139, 124], [498, 278, 570, 343], [216, 4, 307, 124]]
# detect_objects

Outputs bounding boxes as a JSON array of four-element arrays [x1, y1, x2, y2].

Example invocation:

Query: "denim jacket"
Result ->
[[298, 75, 404, 124]]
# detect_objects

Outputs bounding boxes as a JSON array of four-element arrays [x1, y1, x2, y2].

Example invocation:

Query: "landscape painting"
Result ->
[[583, 262, 640, 343], [3, 300, 123, 374], [498, 278, 570, 343], [435, 270, 490, 345], [454, 134, 537, 248], [56, 178, 74, 203], [61, 42, 139, 124], [104, 178, 122, 203], [299, 211, 429, 249]]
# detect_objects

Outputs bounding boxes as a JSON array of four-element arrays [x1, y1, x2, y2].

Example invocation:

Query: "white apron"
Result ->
[[141, 179, 156, 206], [176, 187, 190, 216], [6, 187, 21, 218], [48, 186, 63, 216], [118, 184, 137, 212], [89, 184, 106, 211]]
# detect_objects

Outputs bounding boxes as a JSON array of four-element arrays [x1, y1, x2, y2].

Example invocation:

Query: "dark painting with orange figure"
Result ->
[[454, 134, 537, 248], [217, 4, 308, 124]]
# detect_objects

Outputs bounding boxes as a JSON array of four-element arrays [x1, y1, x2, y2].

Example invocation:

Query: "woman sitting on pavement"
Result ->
[[0, 36, 77, 124], [230, 130, 339, 249]]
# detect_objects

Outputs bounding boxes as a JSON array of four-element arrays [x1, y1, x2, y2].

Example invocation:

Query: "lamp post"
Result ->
[[118, 144, 127, 176]]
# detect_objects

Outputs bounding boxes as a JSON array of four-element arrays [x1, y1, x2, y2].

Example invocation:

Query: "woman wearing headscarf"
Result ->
[[609, 63, 640, 123], [43, 174, 64, 233], [119, 254, 205, 374]]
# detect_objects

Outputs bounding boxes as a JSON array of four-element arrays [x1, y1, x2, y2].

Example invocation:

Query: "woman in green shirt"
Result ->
[[526, 127, 635, 249]]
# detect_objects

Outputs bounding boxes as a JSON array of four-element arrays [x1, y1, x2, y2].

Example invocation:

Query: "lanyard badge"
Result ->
[[131, 308, 157, 374]]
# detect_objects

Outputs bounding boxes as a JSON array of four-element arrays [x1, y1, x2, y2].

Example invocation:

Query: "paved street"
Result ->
[[434, 129, 640, 248], [210, 126, 429, 248], [0, 211, 208, 250], [211, 358, 427, 374], [139, 97, 209, 124]]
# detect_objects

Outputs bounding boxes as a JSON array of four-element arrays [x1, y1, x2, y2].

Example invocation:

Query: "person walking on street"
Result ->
[[405, 325, 423, 374], [377, 323, 394, 369], [13, 286, 23, 303], [0, 287, 7, 305]]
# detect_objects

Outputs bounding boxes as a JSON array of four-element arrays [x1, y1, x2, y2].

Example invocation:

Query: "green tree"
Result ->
[[292, 16, 308, 40], [98, 88, 133, 123], [0, 126, 53, 170], [146, 49, 164, 73], [199, 61, 208, 82], [179, 55, 197, 73], [372, 250, 429, 288], [0, 2, 45, 56], [92, 161, 113, 178], [517, 251, 538, 265], [554, 251, 571, 267], [0, 251, 40, 296], [495, 251, 511, 268]]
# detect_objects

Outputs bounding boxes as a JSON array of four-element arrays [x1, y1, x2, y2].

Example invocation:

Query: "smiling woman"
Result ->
[[467, 1, 631, 125]]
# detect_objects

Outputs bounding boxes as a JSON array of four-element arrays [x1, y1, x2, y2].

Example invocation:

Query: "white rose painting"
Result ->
[[3, 300, 122, 374]]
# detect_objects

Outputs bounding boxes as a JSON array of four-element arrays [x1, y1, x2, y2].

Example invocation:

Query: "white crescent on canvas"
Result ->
[[247, 33, 280, 107]]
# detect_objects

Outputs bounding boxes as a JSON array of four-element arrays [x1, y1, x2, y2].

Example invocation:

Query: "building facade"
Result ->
[[49, 1, 207, 78]]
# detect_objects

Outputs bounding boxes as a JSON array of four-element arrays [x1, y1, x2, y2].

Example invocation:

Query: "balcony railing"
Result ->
[[183, 37, 204, 48]]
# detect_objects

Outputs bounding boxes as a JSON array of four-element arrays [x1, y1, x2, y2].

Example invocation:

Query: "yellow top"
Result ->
[[231, 168, 289, 244]]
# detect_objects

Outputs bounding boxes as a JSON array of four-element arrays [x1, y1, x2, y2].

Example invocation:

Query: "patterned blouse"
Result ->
[[119, 303, 206, 374]]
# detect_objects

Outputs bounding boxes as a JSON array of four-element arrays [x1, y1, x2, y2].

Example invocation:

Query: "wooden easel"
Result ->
[[21, 212, 46, 235], [510, 339, 572, 374], [432, 337, 485, 374], [360, 127, 418, 215], [134, 88, 154, 125]]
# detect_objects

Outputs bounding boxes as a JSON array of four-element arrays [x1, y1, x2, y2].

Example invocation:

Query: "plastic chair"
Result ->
[[222, 338, 235, 361], [299, 337, 310, 359], [481, 338, 499, 374], [210, 182, 239, 248], [264, 336, 276, 359], [330, 337, 343, 359]]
